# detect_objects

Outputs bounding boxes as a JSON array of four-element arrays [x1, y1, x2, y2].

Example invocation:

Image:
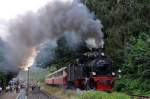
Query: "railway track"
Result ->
[[28, 91, 50, 99], [16, 88, 59, 99], [40, 90, 59, 99], [28, 87, 59, 99]]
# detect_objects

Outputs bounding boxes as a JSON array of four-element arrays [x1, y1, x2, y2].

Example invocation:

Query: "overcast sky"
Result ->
[[0, 0, 53, 20], [0, 0, 70, 39], [0, 0, 52, 40]]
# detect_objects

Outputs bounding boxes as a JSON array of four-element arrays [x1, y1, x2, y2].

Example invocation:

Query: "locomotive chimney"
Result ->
[[97, 31, 107, 55]]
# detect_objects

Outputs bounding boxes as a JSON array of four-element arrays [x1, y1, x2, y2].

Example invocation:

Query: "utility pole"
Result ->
[[26, 67, 30, 99]]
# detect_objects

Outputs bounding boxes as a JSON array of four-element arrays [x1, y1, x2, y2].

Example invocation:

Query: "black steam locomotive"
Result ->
[[46, 48, 115, 91]]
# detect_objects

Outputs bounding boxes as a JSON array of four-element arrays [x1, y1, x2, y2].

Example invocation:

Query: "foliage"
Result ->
[[114, 33, 150, 94], [0, 41, 6, 87], [123, 33, 150, 79], [0, 71, 6, 88], [52, 36, 88, 69], [42, 84, 77, 99], [48, 64, 57, 73], [43, 84, 130, 99], [52, 37, 76, 69], [86, 0, 150, 94], [114, 78, 150, 96], [115, 78, 140, 92], [86, 0, 150, 69], [78, 91, 130, 99]]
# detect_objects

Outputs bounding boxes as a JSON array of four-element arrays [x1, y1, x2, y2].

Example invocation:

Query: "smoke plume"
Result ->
[[4, 0, 103, 69], [0, 37, 19, 72]]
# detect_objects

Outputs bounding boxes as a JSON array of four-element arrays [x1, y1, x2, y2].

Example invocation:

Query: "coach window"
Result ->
[[58, 72, 61, 76]]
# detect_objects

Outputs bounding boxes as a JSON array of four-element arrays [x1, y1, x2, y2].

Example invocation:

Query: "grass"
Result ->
[[126, 90, 150, 97], [41, 84, 77, 99], [41, 84, 132, 99], [78, 91, 130, 99]]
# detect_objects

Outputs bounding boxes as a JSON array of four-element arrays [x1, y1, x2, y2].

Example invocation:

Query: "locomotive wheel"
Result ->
[[67, 81, 75, 89], [85, 78, 95, 90], [89, 78, 95, 89], [84, 78, 90, 90]]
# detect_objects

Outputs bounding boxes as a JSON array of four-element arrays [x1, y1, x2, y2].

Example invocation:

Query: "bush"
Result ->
[[111, 92, 130, 99], [0, 71, 6, 88], [140, 80, 150, 91], [78, 91, 130, 99], [114, 78, 150, 96], [114, 78, 140, 92]]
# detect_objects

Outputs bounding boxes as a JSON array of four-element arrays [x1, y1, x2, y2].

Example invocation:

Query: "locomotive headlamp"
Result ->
[[112, 72, 115, 76], [118, 69, 121, 73], [101, 52, 104, 56], [92, 72, 96, 75]]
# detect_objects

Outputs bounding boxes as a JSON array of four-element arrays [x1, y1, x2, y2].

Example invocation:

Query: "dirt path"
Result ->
[[0, 93, 18, 99]]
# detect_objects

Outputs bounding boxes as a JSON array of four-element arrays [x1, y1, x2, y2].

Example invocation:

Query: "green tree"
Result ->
[[52, 36, 88, 69], [114, 33, 150, 93], [86, 0, 150, 69], [86, 0, 150, 93], [0, 71, 6, 88], [123, 33, 150, 90], [52, 37, 77, 69]]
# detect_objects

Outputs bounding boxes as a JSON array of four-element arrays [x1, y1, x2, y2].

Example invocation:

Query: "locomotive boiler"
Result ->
[[45, 48, 115, 91]]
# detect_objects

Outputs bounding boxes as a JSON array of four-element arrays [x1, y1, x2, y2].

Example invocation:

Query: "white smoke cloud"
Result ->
[[4, 0, 103, 69]]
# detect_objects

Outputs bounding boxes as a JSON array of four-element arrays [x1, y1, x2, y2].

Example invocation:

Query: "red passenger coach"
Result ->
[[45, 48, 116, 91], [45, 67, 67, 87]]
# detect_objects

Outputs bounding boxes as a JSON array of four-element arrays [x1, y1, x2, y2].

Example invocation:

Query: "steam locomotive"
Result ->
[[45, 48, 115, 91]]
